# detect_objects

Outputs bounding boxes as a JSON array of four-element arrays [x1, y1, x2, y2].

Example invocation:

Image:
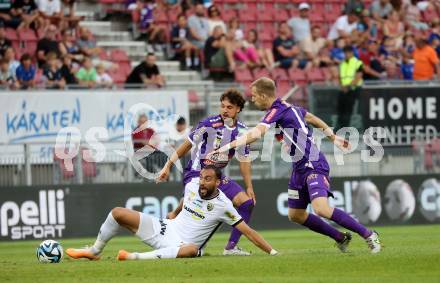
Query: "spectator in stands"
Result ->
[[328, 11, 359, 41], [273, 22, 305, 69], [43, 51, 65, 89], [379, 37, 400, 75], [77, 27, 102, 58], [36, 24, 61, 67], [0, 24, 11, 58], [126, 52, 165, 87], [76, 56, 96, 88], [244, 29, 275, 69], [61, 0, 84, 29], [16, 53, 36, 89], [330, 38, 346, 65], [369, 0, 393, 22], [171, 14, 199, 70], [0, 0, 22, 29], [412, 38, 440, 80], [401, 54, 414, 80], [188, 3, 209, 50], [227, 18, 257, 68], [38, 0, 63, 28], [358, 39, 387, 80], [0, 58, 17, 89], [60, 54, 77, 85], [300, 25, 329, 67], [95, 63, 113, 88], [336, 46, 363, 130], [134, 0, 166, 48], [357, 9, 379, 42], [4, 47, 19, 79], [207, 5, 226, 36], [132, 113, 166, 175], [405, 0, 429, 31], [287, 2, 311, 42], [204, 25, 236, 71], [383, 11, 405, 48], [59, 29, 81, 60], [11, 0, 41, 29], [429, 21, 440, 57], [169, 116, 190, 148]]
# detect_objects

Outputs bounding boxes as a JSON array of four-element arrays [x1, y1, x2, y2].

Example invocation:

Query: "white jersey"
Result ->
[[170, 177, 243, 248]]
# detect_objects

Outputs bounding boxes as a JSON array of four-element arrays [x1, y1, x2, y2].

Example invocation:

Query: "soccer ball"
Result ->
[[36, 240, 63, 263]]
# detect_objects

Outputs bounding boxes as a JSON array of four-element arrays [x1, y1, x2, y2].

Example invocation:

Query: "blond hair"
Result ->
[[251, 77, 276, 97]]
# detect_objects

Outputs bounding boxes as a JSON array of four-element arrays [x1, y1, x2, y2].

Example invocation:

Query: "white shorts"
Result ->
[[136, 212, 184, 250]]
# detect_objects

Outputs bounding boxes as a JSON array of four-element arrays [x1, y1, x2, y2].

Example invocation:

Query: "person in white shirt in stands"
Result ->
[[95, 63, 113, 89], [38, 0, 64, 28], [288, 2, 311, 42], [327, 11, 359, 41], [65, 166, 278, 260]]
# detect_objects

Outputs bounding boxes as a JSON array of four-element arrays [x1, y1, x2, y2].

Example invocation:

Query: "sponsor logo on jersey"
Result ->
[[192, 127, 206, 142], [265, 108, 277, 122], [225, 211, 236, 222], [207, 203, 214, 211], [158, 219, 167, 235], [212, 122, 223, 128], [184, 205, 205, 220]]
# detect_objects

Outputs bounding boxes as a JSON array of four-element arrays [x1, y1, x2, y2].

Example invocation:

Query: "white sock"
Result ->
[[130, 247, 180, 260], [186, 57, 192, 67], [91, 212, 120, 254], [194, 57, 200, 66]]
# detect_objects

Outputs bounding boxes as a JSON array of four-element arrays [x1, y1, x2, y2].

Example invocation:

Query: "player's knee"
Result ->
[[288, 209, 307, 224], [180, 244, 199, 258], [312, 206, 331, 218], [111, 207, 125, 222]]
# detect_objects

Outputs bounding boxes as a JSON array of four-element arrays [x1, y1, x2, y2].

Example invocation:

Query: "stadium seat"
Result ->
[[81, 148, 97, 179], [222, 9, 237, 21], [234, 68, 253, 82], [257, 9, 274, 22], [239, 8, 257, 22], [271, 68, 289, 81], [288, 68, 307, 86], [276, 80, 292, 98], [187, 89, 200, 103], [154, 10, 169, 24], [253, 68, 271, 79], [5, 28, 18, 41], [110, 49, 130, 63], [306, 68, 326, 83], [275, 9, 290, 22]]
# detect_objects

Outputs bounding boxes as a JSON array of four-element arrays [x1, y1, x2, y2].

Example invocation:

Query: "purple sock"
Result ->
[[303, 214, 345, 242], [225, 199, 254, 250], [331, 208, 372, 239]]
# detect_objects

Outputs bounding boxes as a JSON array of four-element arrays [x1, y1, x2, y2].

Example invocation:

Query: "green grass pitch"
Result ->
[[1, 225, 439, 283]]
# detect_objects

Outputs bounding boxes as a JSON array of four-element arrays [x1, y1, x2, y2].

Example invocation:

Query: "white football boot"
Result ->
[[223, 246, 251, 256], [366, 231, 381, 254]]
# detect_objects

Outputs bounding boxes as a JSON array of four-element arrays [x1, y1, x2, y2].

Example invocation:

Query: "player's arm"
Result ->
[[216, 124, 268, 154], [304, 112, 351, 150], [238, 159, 256, 204], [167, 198, 183, 219], [235, 221, 278, 255], [156, 139, 192, 183]]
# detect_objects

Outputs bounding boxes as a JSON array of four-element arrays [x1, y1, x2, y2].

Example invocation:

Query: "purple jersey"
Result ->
[[260, 99, 329, 173], [184, 115, 250, 183]]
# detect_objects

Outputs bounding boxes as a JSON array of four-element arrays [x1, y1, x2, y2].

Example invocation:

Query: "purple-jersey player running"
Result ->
[[157, 89, 255, 256], [210, 77, 381, 253]]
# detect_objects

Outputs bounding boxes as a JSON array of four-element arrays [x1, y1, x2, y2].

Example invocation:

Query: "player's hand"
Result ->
[[333, 135, 351, 152], [247, 188, 256, 205], [156, 166, 170, 183]]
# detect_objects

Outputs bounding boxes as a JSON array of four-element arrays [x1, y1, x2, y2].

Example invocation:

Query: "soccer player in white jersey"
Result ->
[[66, 166, 278, 260]]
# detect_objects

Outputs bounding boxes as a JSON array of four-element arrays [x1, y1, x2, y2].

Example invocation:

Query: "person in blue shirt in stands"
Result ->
[[16, 53, 36, 89]]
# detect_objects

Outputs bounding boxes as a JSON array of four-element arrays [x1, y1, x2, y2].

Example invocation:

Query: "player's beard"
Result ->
[[198, 185, 217, 199]]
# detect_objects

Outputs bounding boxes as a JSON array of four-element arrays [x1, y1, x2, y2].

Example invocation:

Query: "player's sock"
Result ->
[[303, 214, 345, 242], [186, 57, 192, 67], [330, 208, 372, 239], [225, 199, 254, 250], [91, 211, 120, 254], [131, 247, 180, 260]]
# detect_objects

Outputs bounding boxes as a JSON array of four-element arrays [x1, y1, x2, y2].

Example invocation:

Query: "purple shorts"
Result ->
[[183, 171, 243, 201], [287, 171, 333, 209]]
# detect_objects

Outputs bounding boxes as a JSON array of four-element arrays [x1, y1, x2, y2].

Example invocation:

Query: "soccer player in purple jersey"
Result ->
[[156, 89, 256, 256], [211, 77, 381, 253]]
